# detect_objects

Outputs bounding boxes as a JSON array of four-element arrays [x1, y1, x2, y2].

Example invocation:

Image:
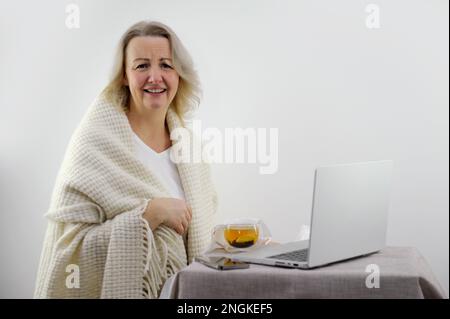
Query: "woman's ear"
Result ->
[[122, 75, 129, 86]]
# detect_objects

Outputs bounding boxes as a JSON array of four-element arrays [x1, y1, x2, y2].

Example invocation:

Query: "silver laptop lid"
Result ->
[[307, 160, 393, 268]]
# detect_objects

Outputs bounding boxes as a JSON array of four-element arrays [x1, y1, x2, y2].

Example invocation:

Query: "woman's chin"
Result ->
[[142, 101, 166, 111]]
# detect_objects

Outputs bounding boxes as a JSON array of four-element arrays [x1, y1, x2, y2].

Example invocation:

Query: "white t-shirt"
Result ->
[[131, 131, 188, 247], [131, 131, 186, 200]]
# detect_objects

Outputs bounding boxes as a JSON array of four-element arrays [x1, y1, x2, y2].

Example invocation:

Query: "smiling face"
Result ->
[[123, 36, 179, 113]]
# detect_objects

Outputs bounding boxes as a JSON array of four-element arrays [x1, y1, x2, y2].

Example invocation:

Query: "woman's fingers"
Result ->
[[171, 200, 192, 235], [175, 214, 187, 236]]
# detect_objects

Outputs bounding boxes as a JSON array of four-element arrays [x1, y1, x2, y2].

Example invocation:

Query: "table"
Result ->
[[159, 247, 446, 299]]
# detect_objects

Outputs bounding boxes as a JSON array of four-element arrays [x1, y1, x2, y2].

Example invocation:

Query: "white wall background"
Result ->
[[0, 0, 448, 298]]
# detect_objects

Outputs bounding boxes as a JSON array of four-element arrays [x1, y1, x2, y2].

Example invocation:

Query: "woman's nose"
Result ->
[[147, 67, 163, 83]]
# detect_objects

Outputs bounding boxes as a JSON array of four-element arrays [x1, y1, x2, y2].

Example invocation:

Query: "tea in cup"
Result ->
[[224, 223, 259, 248]]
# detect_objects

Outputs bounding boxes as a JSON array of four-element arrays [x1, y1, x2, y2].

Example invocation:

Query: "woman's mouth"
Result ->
[[143, 88, 166, 96]]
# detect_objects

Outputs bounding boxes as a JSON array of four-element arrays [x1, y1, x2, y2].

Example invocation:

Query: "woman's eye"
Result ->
[[136, 64, 148, 69], [162, 63, 172, 69]]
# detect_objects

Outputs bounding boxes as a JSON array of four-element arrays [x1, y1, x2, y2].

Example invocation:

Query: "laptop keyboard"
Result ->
[[267, 249, 309, 262]]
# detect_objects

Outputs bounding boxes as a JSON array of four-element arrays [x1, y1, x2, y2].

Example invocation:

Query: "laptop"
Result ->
[[230, 160, 393, 269]]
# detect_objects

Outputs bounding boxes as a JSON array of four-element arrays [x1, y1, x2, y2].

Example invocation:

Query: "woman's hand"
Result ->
[[143, 198, 192, 235]]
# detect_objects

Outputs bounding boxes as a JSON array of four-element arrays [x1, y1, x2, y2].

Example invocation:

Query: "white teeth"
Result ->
[[145, 89, 165, 93]]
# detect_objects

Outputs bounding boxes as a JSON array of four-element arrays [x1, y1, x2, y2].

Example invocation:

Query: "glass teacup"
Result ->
[[224, 223, 259, 249], [211, 218, 270, 252]]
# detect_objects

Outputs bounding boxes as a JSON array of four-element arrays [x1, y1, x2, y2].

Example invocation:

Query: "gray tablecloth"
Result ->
[[160, 247, 446, 299]]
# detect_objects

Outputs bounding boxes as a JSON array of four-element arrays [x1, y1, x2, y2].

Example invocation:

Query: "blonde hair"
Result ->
[[102, 21, 202, 119]]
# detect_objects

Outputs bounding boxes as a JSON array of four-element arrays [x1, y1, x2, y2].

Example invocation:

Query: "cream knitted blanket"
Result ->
[[34, 94, 217, 298]]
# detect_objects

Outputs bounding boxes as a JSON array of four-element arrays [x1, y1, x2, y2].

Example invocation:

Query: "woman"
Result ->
[[34, 21, 217, 299]]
